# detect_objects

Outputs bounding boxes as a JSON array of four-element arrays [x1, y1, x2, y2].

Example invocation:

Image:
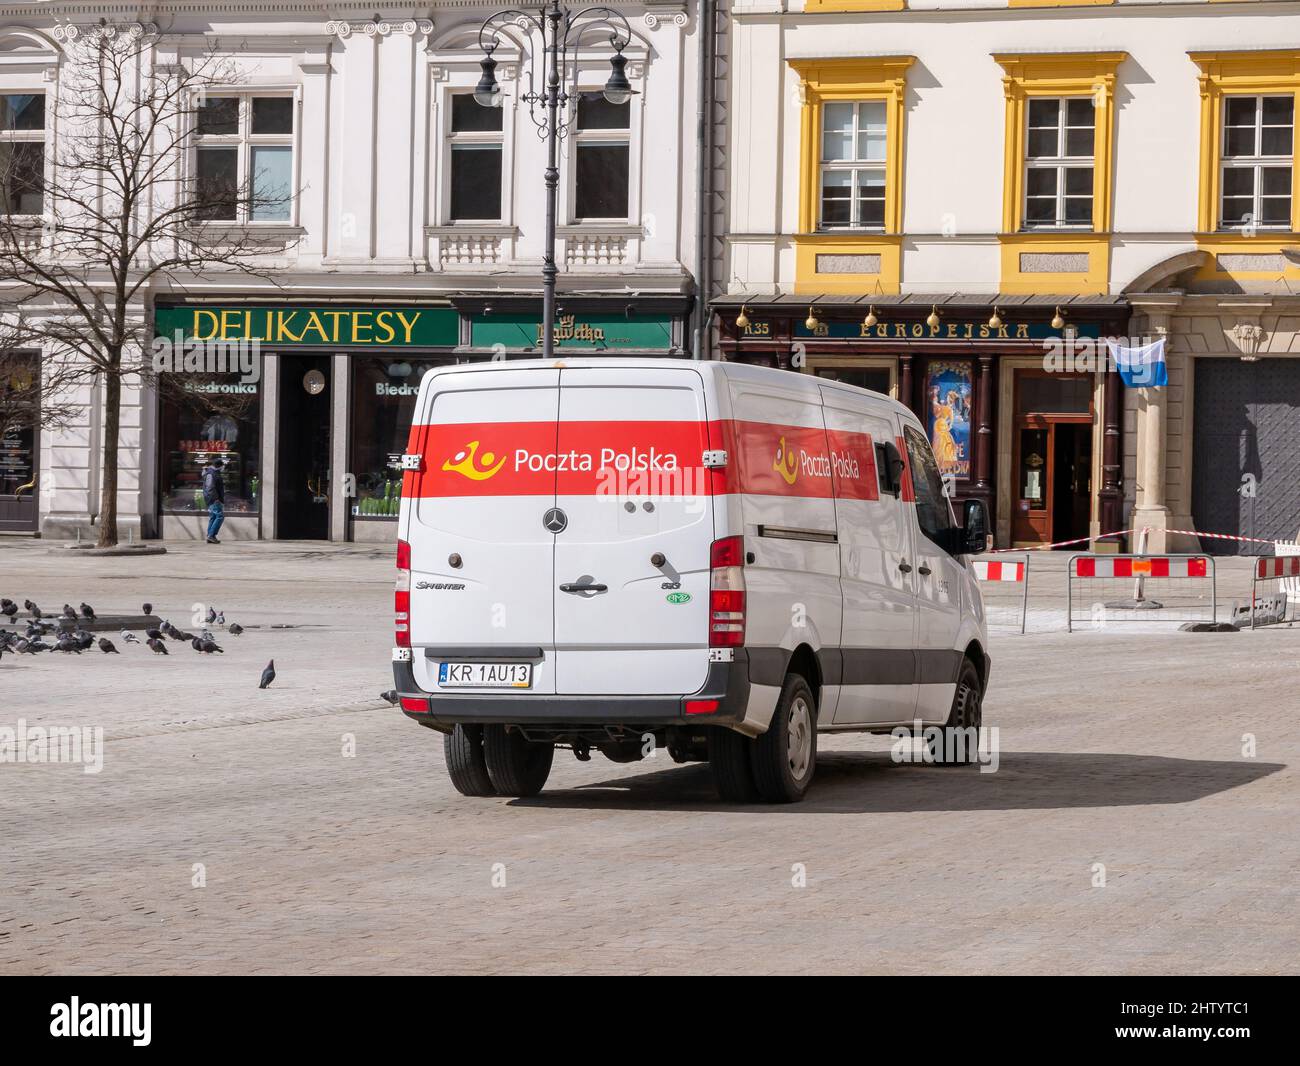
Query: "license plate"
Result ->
[[438, 661, 533, 689]]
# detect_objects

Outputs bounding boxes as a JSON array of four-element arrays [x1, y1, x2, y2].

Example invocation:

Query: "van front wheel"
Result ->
[[751, 674, 817, 803], [443, 724, 496, 797], [483, 726, 554, 797], [931, 658, 983, 766]]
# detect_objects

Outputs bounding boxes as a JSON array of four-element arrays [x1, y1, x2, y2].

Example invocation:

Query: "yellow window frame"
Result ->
[[1190, 50, 1300, 235]]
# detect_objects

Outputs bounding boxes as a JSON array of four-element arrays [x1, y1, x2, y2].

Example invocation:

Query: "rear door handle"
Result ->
[[559, 583, 608, 593], [898, 562, 912, 574]]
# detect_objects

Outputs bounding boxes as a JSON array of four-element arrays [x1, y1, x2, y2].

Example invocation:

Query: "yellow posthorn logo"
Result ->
[[443, 440, 507, 481], [773, 437, 799, 485]]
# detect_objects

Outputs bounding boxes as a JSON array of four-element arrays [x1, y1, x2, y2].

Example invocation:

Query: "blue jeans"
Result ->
[[206, 502, 225, 540]]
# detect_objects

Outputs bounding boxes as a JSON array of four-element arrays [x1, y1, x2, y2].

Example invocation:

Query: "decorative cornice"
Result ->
[[325, 18, 434, 41], [51, 21, 158, 43]]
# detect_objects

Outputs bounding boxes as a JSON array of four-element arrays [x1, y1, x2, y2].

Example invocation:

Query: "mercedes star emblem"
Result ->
[[543, 507, 568, 533]]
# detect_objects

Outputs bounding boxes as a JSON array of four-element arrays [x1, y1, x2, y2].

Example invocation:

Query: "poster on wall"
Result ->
[[925, 361, 973, 480]]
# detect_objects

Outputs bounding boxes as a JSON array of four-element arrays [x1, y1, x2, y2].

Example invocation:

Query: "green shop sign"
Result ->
[[471, 313, 674, 351], [154, 305, 460, 348]]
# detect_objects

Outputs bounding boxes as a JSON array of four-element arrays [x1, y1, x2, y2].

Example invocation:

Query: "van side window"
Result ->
[[874, 442, 898, 496], [902, 425, 957, 545]]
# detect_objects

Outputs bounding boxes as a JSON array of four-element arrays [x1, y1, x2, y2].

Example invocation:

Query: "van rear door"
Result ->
[[407, 367, 559, 695], [551, 366, 713, 695]]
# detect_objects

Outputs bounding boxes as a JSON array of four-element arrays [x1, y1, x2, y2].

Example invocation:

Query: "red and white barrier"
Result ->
[[973, 559, 1025, 582], [1255, 555, 1300, 580], [1074, 556, 1209, 579]]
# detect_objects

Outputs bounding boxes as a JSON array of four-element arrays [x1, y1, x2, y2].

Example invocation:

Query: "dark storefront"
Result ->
[[714, 295, 1130, 549], [0, 351, 39, 533]]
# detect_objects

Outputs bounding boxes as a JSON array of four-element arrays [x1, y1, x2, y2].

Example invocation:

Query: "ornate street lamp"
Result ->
[[475, 2, 637, 359]]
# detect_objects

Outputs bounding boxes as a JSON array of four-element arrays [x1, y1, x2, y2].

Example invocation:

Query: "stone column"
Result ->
[[330, 354, 351, 542], [1129, 298, 1179, 553]]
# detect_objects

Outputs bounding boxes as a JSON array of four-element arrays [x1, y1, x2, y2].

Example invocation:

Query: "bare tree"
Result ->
[[0, 23, 293, 545]]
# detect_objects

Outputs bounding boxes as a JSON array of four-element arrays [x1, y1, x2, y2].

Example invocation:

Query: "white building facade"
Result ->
[[0, 1, 708, 541], [718, 0, 1300, 553]]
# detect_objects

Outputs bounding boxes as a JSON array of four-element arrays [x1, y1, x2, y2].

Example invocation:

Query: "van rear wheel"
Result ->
[[483, 725, 554, 797], [751, 673, 817, 803], [443, 724, 496, 797]]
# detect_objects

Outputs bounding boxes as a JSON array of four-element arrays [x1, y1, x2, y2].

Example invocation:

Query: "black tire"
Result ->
[[751, 673, 818, 803], [930, 657, 983, 766], [483, 725, 554, 797], [443, 724, 496, 797], [709, 727, 758, 802]]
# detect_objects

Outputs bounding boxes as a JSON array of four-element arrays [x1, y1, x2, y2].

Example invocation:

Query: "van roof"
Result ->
[[422, 357, 922, 428]]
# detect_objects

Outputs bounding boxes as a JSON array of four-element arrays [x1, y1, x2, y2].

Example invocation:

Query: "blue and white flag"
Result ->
[[1109, 338, 1168, 388]]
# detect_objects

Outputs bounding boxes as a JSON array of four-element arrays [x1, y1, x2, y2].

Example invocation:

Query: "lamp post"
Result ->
[[474, 2, 636, 359]]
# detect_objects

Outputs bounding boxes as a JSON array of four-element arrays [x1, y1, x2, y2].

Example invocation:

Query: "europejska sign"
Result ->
[[154, 305, 459, 347], [740, 318, 1102, 341]]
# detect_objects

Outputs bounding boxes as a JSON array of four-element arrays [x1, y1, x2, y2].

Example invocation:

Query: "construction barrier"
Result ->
[[1241, 553, 1300, 629], [1067, 554, 1216, 631], [973, 556, 1030, 634]]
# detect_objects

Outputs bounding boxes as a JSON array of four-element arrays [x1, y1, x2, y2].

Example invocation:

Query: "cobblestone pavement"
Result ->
[[1, 540, 1296, 974]]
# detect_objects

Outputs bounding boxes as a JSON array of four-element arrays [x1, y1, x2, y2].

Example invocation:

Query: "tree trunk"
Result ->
[[98, 369, 121, 548]]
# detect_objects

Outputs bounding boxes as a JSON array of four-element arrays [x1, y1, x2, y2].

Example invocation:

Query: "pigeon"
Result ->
[[54, 635, 81, 654], [380, 690, 398, 705], [15, 638, 31, 653], [145, 627, 163, 641], [142, 603, 153, 616], [98, 638, 119, 654], [259, 660, 276, 689], [121, 630, 140, 644], [147, 638, 169, 655], [205, 606, 217, 624], [26, 600, 42, 620], [74, 630, 94, 651], [215, 611, 225, 626], [80, 602, 96, 621], [197, 638, 223, 655], [62, 604, 77, 620], [228, 623, 243, 636]]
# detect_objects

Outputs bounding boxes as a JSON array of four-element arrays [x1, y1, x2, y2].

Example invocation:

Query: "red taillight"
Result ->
[[710, 535, 744, 569], [395, 538, 411, 648], [399, 696, 429, 714], [709, 535, 746, 648], [685, 699, 720, 716]]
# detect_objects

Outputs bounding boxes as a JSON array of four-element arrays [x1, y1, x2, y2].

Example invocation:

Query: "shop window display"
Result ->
[[159, 375, 260, 514]]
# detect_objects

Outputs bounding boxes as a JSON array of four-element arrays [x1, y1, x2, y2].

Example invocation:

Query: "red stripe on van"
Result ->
[[406, 419, 882, 501]]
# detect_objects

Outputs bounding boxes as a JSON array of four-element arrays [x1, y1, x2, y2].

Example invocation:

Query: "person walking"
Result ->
[[202, 457, 226, 544]]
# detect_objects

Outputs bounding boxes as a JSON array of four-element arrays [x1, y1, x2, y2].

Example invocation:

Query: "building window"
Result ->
[[1023, 97, 1094, 229], [158, 374, 261, 514], [1220, 95, 1293, 230], [194, 95, 294, 222], [819, 100, 887, 230], [449, 94, 503, 221], [0, 93, 44, 215], [573, 93, 629, 220]]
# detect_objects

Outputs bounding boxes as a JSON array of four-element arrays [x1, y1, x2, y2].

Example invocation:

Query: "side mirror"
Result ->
[[960, 498, 989, 555], [879, 441, 907, 497]]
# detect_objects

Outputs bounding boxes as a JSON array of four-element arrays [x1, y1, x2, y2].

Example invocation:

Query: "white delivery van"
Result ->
[[392, 359, 991, 803]]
